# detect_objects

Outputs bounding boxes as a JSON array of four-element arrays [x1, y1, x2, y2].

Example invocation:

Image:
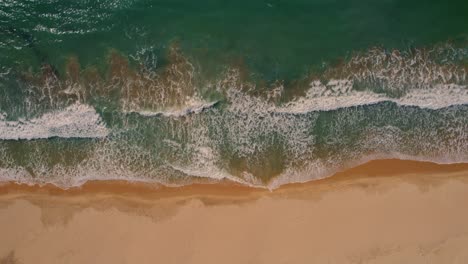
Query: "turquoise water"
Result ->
[[0, 0, 467, 188]]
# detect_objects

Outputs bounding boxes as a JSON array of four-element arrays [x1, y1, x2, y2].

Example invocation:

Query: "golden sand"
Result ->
[[1, 159, 468, 264]]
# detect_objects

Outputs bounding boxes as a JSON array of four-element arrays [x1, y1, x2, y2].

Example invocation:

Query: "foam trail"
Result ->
[[0, 103, 108, 140]]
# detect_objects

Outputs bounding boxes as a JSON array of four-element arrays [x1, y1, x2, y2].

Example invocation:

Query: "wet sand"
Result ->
[[1, 159, 468, 264]]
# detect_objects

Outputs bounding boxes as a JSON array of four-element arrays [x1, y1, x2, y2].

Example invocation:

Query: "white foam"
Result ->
[[398, 84, 468, 108], [0, 103, 108, 140], [276, 80, 468, 114]]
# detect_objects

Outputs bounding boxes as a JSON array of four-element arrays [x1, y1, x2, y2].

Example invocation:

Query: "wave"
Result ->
[[109, 81, 468, 118], [2, 43, 466, 120], [0, 103, 108, 140], [0, 43, 467, 189], [276, 81, 468, 113], [214, 76, 467, 120]]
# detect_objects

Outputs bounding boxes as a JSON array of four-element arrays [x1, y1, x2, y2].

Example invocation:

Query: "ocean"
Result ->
[[0, 0, 467, 188]]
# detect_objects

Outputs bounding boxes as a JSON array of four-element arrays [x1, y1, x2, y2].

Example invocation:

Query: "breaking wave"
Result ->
[[0, 42, 467, 189]]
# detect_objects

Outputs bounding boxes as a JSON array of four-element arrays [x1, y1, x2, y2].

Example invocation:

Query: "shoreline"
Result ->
[[1, 158, 468, 199], [1, 158, 468, 263]]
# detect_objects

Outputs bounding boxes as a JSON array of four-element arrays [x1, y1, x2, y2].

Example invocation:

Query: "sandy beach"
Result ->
[[1, 159, 468, 264]]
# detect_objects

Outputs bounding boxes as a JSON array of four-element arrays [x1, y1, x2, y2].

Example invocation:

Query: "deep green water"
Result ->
[[0, 0, 467, 188], [2, 0, 468, 78]]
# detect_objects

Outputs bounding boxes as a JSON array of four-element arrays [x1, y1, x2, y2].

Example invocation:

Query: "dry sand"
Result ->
[[1, 159, 468, 264]]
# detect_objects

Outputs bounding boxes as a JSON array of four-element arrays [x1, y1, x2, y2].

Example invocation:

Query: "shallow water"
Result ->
[[0, 0, 467, 188]]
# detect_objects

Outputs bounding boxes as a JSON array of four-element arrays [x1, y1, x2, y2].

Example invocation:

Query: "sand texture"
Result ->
[[1, 159, 468, 264]]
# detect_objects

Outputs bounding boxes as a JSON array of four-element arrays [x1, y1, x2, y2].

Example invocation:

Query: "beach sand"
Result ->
[[1, 159, 468, 264]]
